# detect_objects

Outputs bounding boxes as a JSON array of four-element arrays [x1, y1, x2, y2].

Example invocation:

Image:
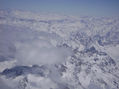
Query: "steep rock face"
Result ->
[[0, 10, 119, 89], [61, 47, 119, 89]]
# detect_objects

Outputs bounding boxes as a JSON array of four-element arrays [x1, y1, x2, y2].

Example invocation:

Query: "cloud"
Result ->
[[0, 76, 19, 89], [27, 74, 58, 89], [15, 38, 72, 66], [0, 78, 12, 89]]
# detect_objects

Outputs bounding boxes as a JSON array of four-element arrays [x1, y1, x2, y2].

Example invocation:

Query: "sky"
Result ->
[[0, 0, 119, 16]]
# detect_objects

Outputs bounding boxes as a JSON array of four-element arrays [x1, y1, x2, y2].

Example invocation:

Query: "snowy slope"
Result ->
[[0, 9, 119, 89]]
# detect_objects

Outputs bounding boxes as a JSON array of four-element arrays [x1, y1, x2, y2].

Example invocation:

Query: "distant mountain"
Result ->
[[0, 9, 119, 89]]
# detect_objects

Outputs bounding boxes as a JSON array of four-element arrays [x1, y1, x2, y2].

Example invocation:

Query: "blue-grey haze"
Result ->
[[0, 0, 119, 16]]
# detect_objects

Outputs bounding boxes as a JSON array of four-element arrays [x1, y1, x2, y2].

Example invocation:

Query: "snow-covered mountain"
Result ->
[[0, 9, 119, 89]]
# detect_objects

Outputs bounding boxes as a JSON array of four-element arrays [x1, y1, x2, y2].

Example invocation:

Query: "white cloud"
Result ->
[[15, 38, 72, 66], [27, 74, 58, 89]]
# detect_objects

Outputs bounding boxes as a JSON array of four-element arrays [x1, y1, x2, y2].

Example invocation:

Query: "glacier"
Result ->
[[0, 9, 119, 89]]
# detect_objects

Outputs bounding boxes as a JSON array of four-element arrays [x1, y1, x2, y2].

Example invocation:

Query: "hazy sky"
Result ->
[[0, 0, 119, 16]]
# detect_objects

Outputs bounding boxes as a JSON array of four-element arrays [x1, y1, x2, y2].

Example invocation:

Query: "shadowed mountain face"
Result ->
[[0, 10, 119, 89]]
